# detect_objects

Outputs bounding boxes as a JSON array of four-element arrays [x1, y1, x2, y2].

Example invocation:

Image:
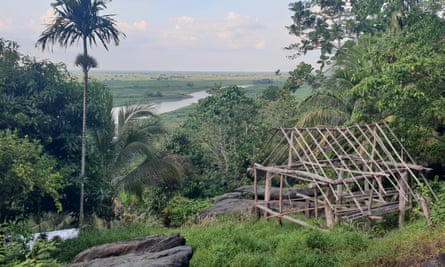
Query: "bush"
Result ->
[[162, 197, 210, 227], [0, 221, 60, 267]]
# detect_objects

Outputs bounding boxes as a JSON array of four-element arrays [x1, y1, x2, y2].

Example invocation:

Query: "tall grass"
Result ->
[[53, 214, 445, 266]]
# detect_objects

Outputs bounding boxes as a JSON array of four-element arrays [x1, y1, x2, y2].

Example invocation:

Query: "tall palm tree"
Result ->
[[36, 0, 125, 226]]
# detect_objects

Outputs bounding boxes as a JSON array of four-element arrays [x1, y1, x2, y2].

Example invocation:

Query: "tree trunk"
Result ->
[[79, 39, 89, 227]]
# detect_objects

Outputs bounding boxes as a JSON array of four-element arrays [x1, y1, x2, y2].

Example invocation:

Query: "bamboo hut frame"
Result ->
[[251, 122, 437, 230]]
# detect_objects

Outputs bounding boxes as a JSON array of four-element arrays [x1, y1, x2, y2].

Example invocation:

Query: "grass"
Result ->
[[52, 214, 445, 267], [87, 71, 287, 106]]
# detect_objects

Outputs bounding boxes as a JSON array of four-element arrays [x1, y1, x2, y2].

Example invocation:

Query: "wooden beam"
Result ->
[[254, 163, 334, 184], [255, 204, 328, 231]]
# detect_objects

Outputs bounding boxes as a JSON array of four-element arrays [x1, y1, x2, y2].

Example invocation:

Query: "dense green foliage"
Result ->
[[0, 39, 115, 220], [0, 130, 62, 222], [164, 86, 271, 197], [288, 1, 445, 168]]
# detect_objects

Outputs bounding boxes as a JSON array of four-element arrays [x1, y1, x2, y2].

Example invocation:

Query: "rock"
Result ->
[[199, 198, 254, 218], [199, 185, 316, 218], [214, 192, 243, 202], [65, 234, 193, 267], [421, 253, 445, 267], [234, 185, 315, 200]]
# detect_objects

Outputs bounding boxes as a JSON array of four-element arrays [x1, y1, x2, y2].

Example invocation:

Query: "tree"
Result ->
[[107, 105, 182, 194], [166, 86, 267, 196], [286, 0, 347, 65], [89, 104, 184, 215], [36, 0, 125, 226], [0, 130, 63, 222], [0, 38, 115, 218]]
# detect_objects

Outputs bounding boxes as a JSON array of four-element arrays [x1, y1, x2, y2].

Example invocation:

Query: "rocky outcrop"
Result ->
[[65, 234, 193, 267], [234, 185, 315, 200], [199, 185, 315, 218], [199, 197, 255, 218]]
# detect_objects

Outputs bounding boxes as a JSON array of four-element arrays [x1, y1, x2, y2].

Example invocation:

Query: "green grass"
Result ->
[[160, 104, 198, 128], [88, 72, 287, 106], [53, 215, 445, 267]]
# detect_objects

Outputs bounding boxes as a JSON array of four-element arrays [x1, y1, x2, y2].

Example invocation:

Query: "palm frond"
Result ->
[[296, 109, 350, 127], [114, 155, 183, 195], [36, 0, 125, 51]]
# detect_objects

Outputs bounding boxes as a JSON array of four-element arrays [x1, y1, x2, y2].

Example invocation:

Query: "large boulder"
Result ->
[[64, 234, 193, 267], [199, 185, 316, 218], [234, 185, 315, 200], [199, 198, 254, 218]]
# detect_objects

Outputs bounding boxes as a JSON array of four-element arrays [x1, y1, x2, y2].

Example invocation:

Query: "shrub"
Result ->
[[162, 197, 210, 227]]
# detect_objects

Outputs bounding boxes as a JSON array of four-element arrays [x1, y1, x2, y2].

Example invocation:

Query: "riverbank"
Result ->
[[89, 71, 286, 106]]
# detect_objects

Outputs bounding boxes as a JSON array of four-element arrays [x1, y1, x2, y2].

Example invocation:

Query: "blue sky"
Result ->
[[0, 0, 318, 72]]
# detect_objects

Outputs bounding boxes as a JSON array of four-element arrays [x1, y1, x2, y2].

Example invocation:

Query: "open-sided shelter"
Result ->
[[250, 122, 437, 229]]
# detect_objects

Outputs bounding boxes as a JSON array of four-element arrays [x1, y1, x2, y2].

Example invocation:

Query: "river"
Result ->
[[111, 89, 211, 122], [152, 90, 210, 114], [112, 85, 253, 119]]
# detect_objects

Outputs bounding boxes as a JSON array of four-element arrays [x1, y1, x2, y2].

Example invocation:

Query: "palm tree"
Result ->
[[36, 0, 125, 226], [109, 105, 183, 194], [91, 104, 183, 210]]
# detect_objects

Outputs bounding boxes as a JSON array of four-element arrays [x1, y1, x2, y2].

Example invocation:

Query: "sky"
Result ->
[[0, 0, 318, 73]]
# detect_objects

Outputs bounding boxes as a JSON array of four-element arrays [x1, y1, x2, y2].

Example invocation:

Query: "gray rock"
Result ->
[[214, 192, 243, 202], [66, 246, 193, 267], [65, 234, 193, 267], [421, 253, 445, 267], [199, 198, 254, 217], [234, 185, 315, 200]]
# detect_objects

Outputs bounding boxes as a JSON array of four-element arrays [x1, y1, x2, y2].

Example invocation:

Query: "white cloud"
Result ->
[[0, 18, 13, 32], [175, 16, 194, 30], [255, 41, 266, 49], [41, 8, 55, 25], [118, 20, 149, 32], [158, 11, 265, 50]]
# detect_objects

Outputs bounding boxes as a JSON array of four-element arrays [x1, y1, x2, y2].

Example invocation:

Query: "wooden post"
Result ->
[[335, 171, 344, 223], [253, 168, 260, 219], [377, 176, 384, 202], [314, 188, 319, 219], [279, 175, 284, 214], [365, 188, 374, 231], [264, 171, 272, 218], [418, 195, 432, 227], [254, 169, 258, 203], [305, 200, 311, 218], [325, 188, 334, 229], [399, 172, 408, 228]]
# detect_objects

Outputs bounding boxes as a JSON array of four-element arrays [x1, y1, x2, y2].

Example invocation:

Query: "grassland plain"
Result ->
[[88, 71, 288, 106]]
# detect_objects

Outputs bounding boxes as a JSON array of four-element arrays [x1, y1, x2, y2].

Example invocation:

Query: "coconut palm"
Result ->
[[109, 105, 183, 195], [36, 0, 125, 226]]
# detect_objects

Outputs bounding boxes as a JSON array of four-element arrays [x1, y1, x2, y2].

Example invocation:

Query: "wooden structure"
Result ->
[[251, 122, 437, 230]]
